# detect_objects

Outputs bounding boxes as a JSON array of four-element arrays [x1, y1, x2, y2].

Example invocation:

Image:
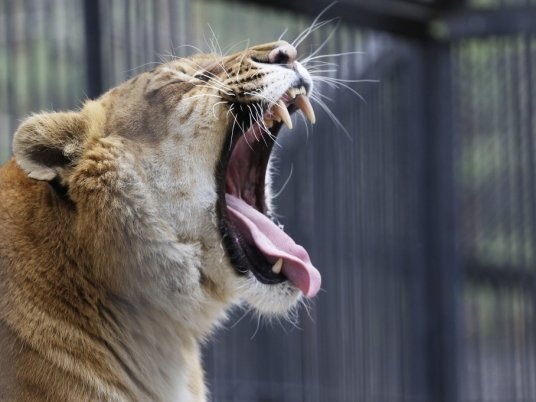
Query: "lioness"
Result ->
[[0, 41, 321, 401]]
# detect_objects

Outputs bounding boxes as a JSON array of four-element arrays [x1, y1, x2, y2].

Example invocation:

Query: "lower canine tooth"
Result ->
[[272, 258, 283, 274], [295, 95, 316, 124], [274, 100, 293, 129]]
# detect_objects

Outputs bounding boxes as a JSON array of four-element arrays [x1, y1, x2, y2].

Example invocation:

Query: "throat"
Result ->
[[225, 123, 273, 212], [99, 294, 209, 400]]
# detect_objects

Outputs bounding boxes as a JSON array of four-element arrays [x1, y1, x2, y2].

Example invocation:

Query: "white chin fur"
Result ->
[[238, 274, 302, 315]]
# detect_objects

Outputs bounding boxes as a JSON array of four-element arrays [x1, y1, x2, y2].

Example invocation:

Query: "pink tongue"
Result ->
[[225, 194, 321, 298]]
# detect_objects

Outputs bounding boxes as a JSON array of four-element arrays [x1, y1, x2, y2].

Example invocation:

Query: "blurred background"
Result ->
[[1, 0, 536, 401]]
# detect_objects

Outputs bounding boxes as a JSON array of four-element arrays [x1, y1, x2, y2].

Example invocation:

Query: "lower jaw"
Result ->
[[216, 114, 282, 281], [217, 210, 287, 285], [239, 279, 302, 315]]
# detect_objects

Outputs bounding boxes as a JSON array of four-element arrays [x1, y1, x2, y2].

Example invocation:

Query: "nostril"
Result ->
[[268, 44, 297, 66]]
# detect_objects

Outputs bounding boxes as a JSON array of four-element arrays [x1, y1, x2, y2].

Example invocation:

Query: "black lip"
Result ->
[[215, 102, 288, 285]]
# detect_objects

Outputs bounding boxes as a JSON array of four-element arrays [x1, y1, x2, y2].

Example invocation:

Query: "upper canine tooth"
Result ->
[[295, 95, 316, 124], [274, 100, 293, 129], [272, 258, 283, 274]]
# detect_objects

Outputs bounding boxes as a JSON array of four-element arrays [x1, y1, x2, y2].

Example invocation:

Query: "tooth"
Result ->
[[274, 100, 293, 129], [264, 118, 274, 128], [272, 258, 283, 274], [300, 86, 306, 95], [295, 95, 316, 124]]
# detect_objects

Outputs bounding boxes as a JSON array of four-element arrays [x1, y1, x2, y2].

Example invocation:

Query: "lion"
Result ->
[[0, 41, 321, 401]]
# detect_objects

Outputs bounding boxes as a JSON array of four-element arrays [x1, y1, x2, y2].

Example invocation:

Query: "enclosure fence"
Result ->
[[1, 0, 536, 401]]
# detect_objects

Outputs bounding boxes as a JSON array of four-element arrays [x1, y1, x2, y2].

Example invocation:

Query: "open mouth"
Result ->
[[216, 83, 321, 298]]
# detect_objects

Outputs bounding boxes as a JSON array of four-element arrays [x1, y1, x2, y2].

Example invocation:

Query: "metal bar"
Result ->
[[240, 0, 536, 41], [465, 261, 536, 288], [383, 0, 464, 11], [1, 0, 15, 158], [434, 7, 536, 40], [4, 0, 16, 138], [433, 0, 466, 11], [404, 40, 431, 402], [524, 36, 536, 391], [83, 0, 103, 99], [421, 40, 460, 402], [234, 0, 431, 39]]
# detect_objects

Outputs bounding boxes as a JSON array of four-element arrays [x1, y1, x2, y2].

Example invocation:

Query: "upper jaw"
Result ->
[[263, 83, 315, 130], [264, 63, 315, 127], [220, 74, 316, 212]]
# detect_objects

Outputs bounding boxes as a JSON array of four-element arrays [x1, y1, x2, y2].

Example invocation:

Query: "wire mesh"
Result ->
[[0, 0, 86, 161], [453, 35, 536, 401], [1, 1, 536, 401], [469, 0, 536, 8]]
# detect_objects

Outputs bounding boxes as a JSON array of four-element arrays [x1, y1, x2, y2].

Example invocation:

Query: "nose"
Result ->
[[268, 43, 297, 66]]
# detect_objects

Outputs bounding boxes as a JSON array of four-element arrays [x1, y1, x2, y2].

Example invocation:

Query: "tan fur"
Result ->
[[0, 41, 311, 401]]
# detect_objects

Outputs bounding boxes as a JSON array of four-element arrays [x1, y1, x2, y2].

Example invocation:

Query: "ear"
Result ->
[[13, 112, 87, 181]]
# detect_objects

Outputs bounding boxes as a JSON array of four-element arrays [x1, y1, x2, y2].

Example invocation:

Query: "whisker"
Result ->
[[185, 60, 234, 89], [310, 95, 352, 140], [184, 93, 223, 100], [124, 61, 163, 74], [250, 312, 263, 340], [310, 90, 334, 103], [312, 77, 367, 103], [302, 60, 339, 67], [256, 116, 281, 148], [194, 80, 233, 94], [194, 85, 233, 97], [302, 50, 365, 64], [315, 77, 379, 84], [207, 24, 223, 57], [222, 39, 252, 56], [272, 164, 294, 198], [212, 100, 228, 119], [228, 107, 237, 152], [243, 91, 278, 109], [278, 27, 289, 41], [297, 109, 311, 140], [247, 106, 260, 143], [230, 307, 252, 329], [235, 39, 251, 79], [292, 2, 339, 49], [293, 18, 337, 49], [253, 104, 270, 147], [171, 43, 208, 56], [299, 19, 341, 64], [306, 69, 338, 74]]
